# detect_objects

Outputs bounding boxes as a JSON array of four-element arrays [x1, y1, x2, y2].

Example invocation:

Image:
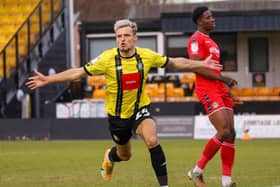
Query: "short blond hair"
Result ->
[[114, 19, 137, 34]]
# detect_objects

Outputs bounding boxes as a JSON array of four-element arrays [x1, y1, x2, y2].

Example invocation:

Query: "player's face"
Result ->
[[199, 10, 215, 31], [115, 26, 137, 54]]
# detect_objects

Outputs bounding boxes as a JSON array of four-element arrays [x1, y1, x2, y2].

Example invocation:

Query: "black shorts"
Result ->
[[108, 105, 153, 145]]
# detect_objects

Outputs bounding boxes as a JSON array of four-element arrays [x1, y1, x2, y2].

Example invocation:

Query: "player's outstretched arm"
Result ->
[[168, 55, 222, 71], [25, 67, 86, 90], [167, 55, 237, 87]]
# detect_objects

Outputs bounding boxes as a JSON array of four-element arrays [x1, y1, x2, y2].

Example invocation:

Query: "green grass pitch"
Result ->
[[0, 139, 280, 187]]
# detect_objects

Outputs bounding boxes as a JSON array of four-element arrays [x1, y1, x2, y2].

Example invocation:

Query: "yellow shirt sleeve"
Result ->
[[83, 50, 111, 75], [148, 49, 168, 68]]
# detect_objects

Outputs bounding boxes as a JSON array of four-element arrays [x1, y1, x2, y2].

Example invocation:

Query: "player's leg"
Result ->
[[136, 118, 168, 187], [219, 109, 236, 187], [211, 94, 236, 187], [101, 116, 133, 181], [188, 94, 225, 187], [187, 109, 225, 187], [101, 142, 131, 181]]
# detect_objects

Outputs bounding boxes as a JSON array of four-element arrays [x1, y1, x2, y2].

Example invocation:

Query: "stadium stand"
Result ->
[[92, 88, 106, 99], [167, 87, 184, 97], [150, 75, 165, 84], [239, 87, 256, 96], [87, 75, 106, 90], [160, 82, 175, 90], [145, 83, 159, 97], [88, 75, 106, 99], [272, 86, 280, 96], [255, 86, 272, 96], [181, 73, 196, 85], [166, 74, 181, 87], [0, 0, 63, 80], [230, 87, 240, 96], [0, 0, 66, 117], [180, 73, 196, 96]]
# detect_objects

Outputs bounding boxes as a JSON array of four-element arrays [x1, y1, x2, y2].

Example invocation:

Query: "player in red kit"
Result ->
[[187, 6, 242, 187]]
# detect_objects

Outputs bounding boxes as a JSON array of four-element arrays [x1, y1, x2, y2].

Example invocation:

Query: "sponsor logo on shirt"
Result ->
[[122, 72, 140, 90], [209, 47, 220, 58]]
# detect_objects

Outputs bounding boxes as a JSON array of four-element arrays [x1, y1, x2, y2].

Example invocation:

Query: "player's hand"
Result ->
[[25, 69, 49, 90], [203, 55, 223, 71], [220, 76, 238, 87]]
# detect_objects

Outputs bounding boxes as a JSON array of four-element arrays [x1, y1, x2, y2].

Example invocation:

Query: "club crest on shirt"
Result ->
[[86, 56, 100, 66], [191, 41, 198, 54], [212, 102, 219, 109]]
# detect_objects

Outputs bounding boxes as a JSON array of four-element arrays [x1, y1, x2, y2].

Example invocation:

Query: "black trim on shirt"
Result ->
[[161, 57, 169, 68], [117, 48, 136, 59], [134, 53, 144, 114], [115, 54, 123, 117], [83, 66, 92, 76]]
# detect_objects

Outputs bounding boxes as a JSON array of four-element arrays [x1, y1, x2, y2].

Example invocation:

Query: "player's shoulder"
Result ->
[[136, 47, 154, 54], [189, 32, 207, 47], [136, 47, 162, 58], [101, 48, 118, 57], [191, 31, 205, 40]]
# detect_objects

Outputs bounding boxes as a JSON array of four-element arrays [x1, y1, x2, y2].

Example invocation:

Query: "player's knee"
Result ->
[[230, 129, 236, 140], [220, 129, 236, 141], [145, 135, 158, 148]]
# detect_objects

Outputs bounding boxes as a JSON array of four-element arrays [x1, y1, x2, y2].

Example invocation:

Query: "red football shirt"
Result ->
[[187, 31, 222, 90]]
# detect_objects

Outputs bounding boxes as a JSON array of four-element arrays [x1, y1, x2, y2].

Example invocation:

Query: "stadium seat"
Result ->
[[271, 87, 280, 96], [192, 91, 197, 97], [172, 88, 185, 97], [145, 83, 159, 97], [181, 73, 196, 90], [255, 86, 271, 96], [54, 0, 63, 14], [87, 75, 106, 89], [239, 87, 255, 96], [181, 73, 196, 84], [145, 83, 159, 90], [166, 74, 180, 87], [159, 82, 174, 90], [92, 88, 106, 99], [150, 75, 165, 84], [230, 87, 240, 96]]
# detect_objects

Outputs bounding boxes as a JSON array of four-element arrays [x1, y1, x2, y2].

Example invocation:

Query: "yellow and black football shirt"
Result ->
[[84, 47, 168, 118]]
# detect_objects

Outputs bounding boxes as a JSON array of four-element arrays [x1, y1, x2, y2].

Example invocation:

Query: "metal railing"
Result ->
[[0, 0, 65, 116]]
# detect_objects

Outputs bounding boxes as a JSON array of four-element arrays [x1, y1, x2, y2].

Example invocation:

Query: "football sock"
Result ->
[[149, 144, 168, 186], [221, 141, 235, 176], [108, 146, 121, 162], [193, 165, 203, 174], [197, 136, 222, 169], [222, 176, 232, 186]]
